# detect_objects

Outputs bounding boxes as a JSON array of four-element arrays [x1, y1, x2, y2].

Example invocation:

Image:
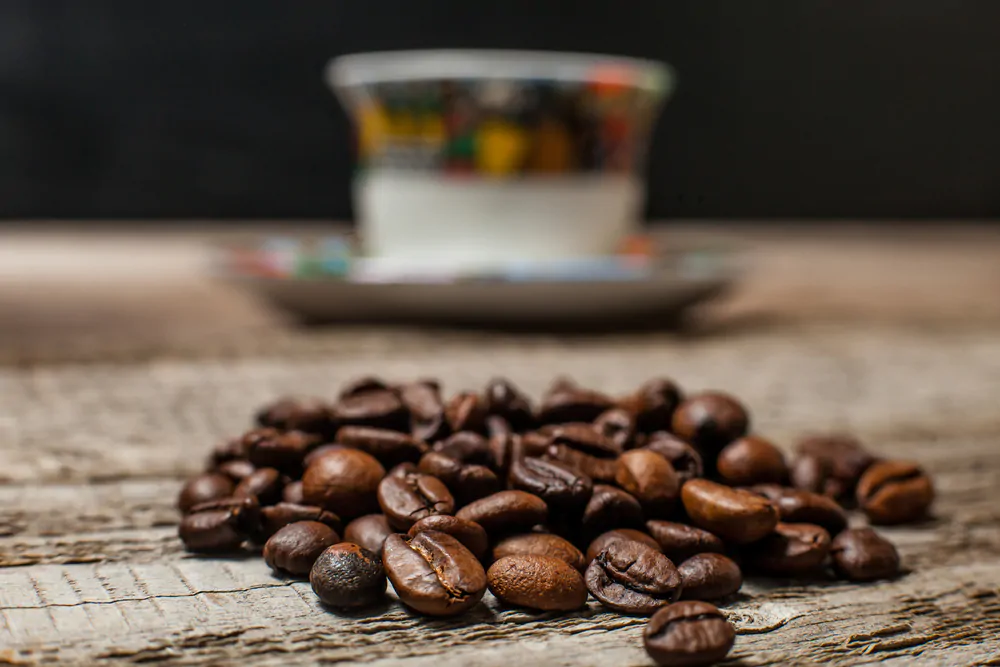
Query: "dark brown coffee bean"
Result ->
[[520, 431, 553, 458], [678, 553, 742, 601], [644, 601, 735, 667], [338, 376, 390, 399], [418, 452, 500, 506], [544, 422, 622, 458], [408, 515, 489, 560], [681, 479, 779, 545], [546, 443, 619, 483], [616, 450, 680, 517], [645, 521, 725, 563], [282, 480, 305, 504], [332, 389, 408, 431], [795, 434, 875, 501], [178, 508, 246, 553], [343, 514, 394, 555], [388, 461, 418, 478], [621, 378, 683, 434], [716, 436, 788, 486], [484, 378, 534, 431], [580, 484, 645, 538], [586, 528, 662, 563], [383, 531, 487, 616], [433, 431, 492, 465], [594, 408, 637, 452], [302, 449, 386, 520], [508, 457, 593, 512], [233, 467, 284, 506], [302, 444, 347, 468], [177, 473, 234, 514], [263, 521, 341, 577], [259, 503, 342, 541], [310, 542, 387, 608], [456, 491, 548, 536], [643, 433, 704, 484], [789, 453, 835, 496], [255, 397, 333, 435], [537, 379, 615, 425], [748, 522, 831, 575], [398, 381, 448, 442], [445, 392, 487, 434], [586, 539, 683, 615], [377, 470, 454, 530], [216, 459, 256, 483], [187, 494, 260, 519], [672, 392, 750, 458], [856, 460, 934, 525], [336, 426, 427, 468], [487, 555, 588, 611], [830, 527, 901, 581], [208, 437, 249, 467], [243, 428, 318, 473], [492, 533, 586, 571], [748, 484, 847, 535]]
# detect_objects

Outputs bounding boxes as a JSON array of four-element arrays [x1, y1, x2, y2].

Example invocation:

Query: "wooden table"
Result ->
[[2, 224, 1000, 665]]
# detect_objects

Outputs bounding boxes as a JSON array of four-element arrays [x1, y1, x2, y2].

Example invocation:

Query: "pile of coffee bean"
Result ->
[[178, 377, 934, 666]]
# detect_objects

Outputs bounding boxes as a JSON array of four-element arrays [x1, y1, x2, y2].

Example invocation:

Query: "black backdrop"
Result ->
[[2, 0, 999, 220]]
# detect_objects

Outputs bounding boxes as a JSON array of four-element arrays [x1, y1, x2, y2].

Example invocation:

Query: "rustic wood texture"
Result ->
[[2, 224, 1000, 665]]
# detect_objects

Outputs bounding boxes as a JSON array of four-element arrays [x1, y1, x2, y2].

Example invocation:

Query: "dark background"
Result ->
[[2, 0, 999, 220]]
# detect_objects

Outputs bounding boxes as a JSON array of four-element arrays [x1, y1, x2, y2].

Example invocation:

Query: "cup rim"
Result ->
[[326, 49, 674, 96]]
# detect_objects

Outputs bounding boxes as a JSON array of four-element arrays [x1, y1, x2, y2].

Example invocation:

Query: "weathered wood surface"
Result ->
[[2, 225, 1000, 665]]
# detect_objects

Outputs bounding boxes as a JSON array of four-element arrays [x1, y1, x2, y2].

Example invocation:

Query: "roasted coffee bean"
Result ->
[[537, 379, 615, 425], [408, 515, 489, 560], [332, 389, 408, 431], [383, 531, 487, 616], [377, 470, 454, 530], [263, 521, 341, 577], [671, 392, 749, 458], [217, 459, 256, 483], [749, 485, 848, 535], [586, 529, 662, 563], [343, 514, 394, 555], [487, 555, 588, 611], [209, 437, 249, 467], [282, 480, 305, 504], [520, 431, 553, 458], [748, 522, 831, 575], [644, 601, 735, 667], [856, 460, 934, 525], [302, 444, 347, 469], [389, 461, 419, 478], [398, 381, 448, 443], [615, 450, 680, 517], [177, 473, 234, 514], [716, 436, 788, 486], [338, 376, 390, 399], [484, 378, 534, 431], [492, 533, 586, 571], [233, 467, 284, 506], [456, 490, 548, 536], [621, 378, 683, 434], [795, 434, 875, 501], [594, 408, 637, 452], [643, 433, 704, 483], [418, 452, 500, 505], [581, 485, 645, 538], [255, 398, 332, 435], [546, 443, 619, 483], [310, 542, 387, 608], [508, 457, 593, 511], [178, 508, 246, 553], [585, 539, 683, 615], [645, 521, 725, 563], [433, 431, 492, 465], [487, 430, 517, 478], [681, 479, 779, 545], [544, 422, 622, 458], [445, 392, 487, 434], [678, 554, 742, 601], [259, 503, 342, 540], [789, 453, 835, 497], [302, 449, 386, 520], [830, 527, 901, 581], [337, 426, 427, 468], [244, 428, 318, 473]]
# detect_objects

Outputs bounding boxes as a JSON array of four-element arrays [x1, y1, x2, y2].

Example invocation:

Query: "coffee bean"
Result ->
[[796, 434, 875, 501], [487, 429, 518, 479], [594, 408, 637, 452], [546, 443, 619, 483], [537, 380, 614, 425], [310, 542, 387, 608], [748, 522, 831, 575], [484, 378, 534, 431], [209, 437, 249, 467], [244, 428, 318, 473], [178, 507, 247, 553], [263, 521, 341, 577], [749, 484, 847, 535], [586, 529, 661, 563], [216, 459, 256, 483], [581, 485, 645, 538], [789, 453, 835, 496], [377, 470, 455, 530], [343, 514, 394, 555], [645, 521, 725, 563], [408, 515, 489, 560], [177, 473, 234, 514], [302, 444, 348, 469], [856, 460, 934, 525], [282, 480, 305, 504], [492, 533, 586, 571], [621, 378, 683, 434], [398, 381, 449, 443], [520, 431, 553, 458], [338, 376, 390, 399], [487, 555, 588, 611], [233, 467, 284, 506], [433, 431, 492, 465], [508, 457, 593, 512], [389, 461, 419, 478], [681, 479, 779, 544], [259, 503, 342, 541], [671, 392, 749, 458], [585, 539, 683, 615], [445, 392, 487, 434], [333, 389, 408, 431], [615, 450, 680, 517], [255, 397, 333, 435], [643, 433, 704, 484], [678, 553, 742, 601], [716, 436, 788, 486], [543, 422, 622, 458], [418, 452, 500, 506], [302, 449, 386, 520], [337, 426, 427, 468], [455, 490, 548, 537], [644, 601, 735, 667], [830, 527, 901, 581], [383, 531, 487, 616]]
